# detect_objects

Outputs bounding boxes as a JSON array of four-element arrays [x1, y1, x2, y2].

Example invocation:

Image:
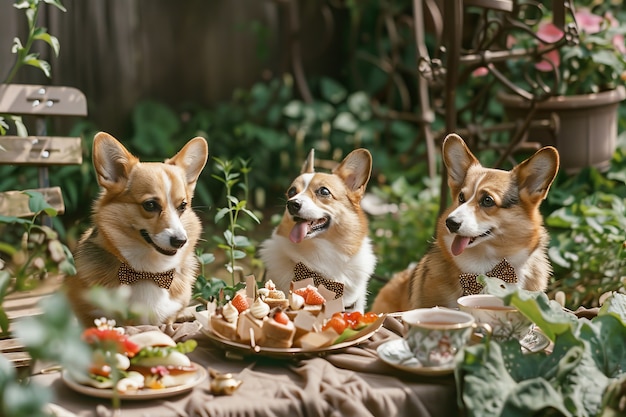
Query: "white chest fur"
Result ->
[[127, 281, 182, 324]]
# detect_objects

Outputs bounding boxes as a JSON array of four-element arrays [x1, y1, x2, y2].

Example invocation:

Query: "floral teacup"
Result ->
[[457, 294, 532, 342], [402, 307, 489, 367]]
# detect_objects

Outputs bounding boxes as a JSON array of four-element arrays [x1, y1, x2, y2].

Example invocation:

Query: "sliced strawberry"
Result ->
[[305, 288, 325, 305], [357, 312, 379, 329], [294, 287, 309, 298], [343, 311, 362, 330], [231, 293, 249, 313], [274, 310, 289, 325], [323, 315, 348, 334]]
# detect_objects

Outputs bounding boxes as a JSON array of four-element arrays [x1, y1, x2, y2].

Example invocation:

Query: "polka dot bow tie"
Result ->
[[459, 259, 517, 296], [293, 262, 343, 299], [118, 263, 175, 289]]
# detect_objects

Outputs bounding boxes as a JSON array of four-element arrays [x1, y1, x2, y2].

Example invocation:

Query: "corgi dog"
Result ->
[[259, 149, 376, 312], [65, 132, 208, 326], [371, 133, 559, 313]]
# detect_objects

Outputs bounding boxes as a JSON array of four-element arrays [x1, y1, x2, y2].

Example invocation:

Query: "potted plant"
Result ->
[[495, 1, 626, 174]]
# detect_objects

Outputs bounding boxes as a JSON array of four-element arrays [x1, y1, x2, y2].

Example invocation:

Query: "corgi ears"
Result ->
[[301, 148, 315, 174], [514, 146, 559, 202], [443, 133, 560, 203], [92, 132, 209, 191], [93, 132, 139, 191], [166, 137, 209, 187], [442, 133, 479, 190], [333, 149, 373, 193], [299, 148, 373, 193]]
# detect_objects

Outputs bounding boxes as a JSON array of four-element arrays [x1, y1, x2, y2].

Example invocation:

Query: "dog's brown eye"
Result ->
[[481, 195, 495, 207], [458, 192, 466, 203], [177, 201, 187, 212], [287, 186, 297, 198], [317, 187, 331, 197], [142, 200, 161, 212]]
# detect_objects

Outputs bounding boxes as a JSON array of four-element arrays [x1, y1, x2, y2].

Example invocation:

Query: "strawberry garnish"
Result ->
[[357, 312, 379, 329], [274, 310, 289, 325], [305, 288, 325, 305], [323, 314, 348, 334], [231, 293, 249, 313], [294, 287, 310, 298]]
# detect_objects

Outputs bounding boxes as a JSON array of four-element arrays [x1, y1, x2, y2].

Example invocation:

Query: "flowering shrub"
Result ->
[[508, 1, 626, 96]]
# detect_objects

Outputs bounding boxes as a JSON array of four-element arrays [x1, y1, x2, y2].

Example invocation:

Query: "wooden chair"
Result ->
[[0, 83, 87, 369]]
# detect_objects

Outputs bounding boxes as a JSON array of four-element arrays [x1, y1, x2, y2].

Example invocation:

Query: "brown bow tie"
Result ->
[[293, 262, 343, 299], [459, 259, 517, 295], [118, 263, 175, 289]]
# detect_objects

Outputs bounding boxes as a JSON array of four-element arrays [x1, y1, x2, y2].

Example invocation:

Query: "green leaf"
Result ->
[[11, 37, 23, 53], [333, 112, 358, 133], [0, 271, 11, 299], [197, 253, 216, 265], [214, 207, 230, 223], [283, 100, 303, 118], [24, 190, 57, 216], [479, 276, 577, 342], [241, 207, 260, 224], [43, 0, 68, 12], [320, 78, 347, 104], [347, 91, 372, 121], [0, 307, 9, 335], [23, 56, 52, 78], [33, 30, 60, 56], [598, 293, 626, 324]]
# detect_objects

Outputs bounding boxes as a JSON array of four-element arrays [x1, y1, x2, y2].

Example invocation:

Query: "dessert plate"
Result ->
[[62, 362, 207, 400], [377, 338, 455, 376], [201, 313, 386, 359]]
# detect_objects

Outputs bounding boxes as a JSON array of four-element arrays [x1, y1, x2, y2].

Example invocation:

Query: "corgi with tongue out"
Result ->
[[371, 133, 560, 313], [259, 148, 376, 312]]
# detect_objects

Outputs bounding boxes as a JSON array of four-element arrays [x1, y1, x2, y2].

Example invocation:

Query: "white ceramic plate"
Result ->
[[202, 314, 386, 359], [62, 362, 207, 400], [377, 338, 455, 376]]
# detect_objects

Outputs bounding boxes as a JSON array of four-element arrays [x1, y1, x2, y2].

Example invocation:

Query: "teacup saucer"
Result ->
[[376, 339, 455, 376]]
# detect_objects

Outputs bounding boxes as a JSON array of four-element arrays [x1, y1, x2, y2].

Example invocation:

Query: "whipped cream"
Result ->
[[222, 301, 239, 323], [250, 297, 270, 319]]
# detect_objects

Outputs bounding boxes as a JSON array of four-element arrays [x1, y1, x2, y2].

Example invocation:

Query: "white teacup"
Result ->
[[402, 307, 490, 367], [457, 294, 532, 342]]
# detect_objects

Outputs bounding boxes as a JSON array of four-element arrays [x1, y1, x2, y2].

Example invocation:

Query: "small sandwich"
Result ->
[[127, 330, 198, 389]]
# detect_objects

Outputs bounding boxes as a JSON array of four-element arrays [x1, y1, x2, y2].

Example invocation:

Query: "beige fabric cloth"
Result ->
[[35, 317, 458, 417]]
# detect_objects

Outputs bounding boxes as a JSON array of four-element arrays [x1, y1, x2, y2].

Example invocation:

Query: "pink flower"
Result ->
[[472, 67, 489, 77], [574, 8, 603, 34], [613, 34, 626, 54], [535, 49, 560, 72], [534, 22, 563, 72], [537, 22, 563, 43]]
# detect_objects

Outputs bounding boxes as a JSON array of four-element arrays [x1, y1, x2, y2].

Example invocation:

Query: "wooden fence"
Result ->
[[0, 0, 339, 135]]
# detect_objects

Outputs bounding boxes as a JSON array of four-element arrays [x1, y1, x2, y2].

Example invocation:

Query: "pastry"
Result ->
[[261, 309, 295, 348], [236, 310, 265, 344]]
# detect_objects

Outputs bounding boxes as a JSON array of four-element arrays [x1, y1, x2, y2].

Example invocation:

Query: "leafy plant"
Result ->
[[503, 1, 626, 96], [211, 157, 260, 286], [546, 192, 626, 309], [1, 0, 66, 135], [456, 276, 626, 417], [0, 191, 75, 333], [192, 157, 260, 308], [1, 292, 90, 417]]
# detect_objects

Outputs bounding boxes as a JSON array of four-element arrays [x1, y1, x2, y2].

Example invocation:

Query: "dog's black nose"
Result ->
[[287, 199, 301, 215], [170, 236, 187, 248], [446, 217, 461, 233]]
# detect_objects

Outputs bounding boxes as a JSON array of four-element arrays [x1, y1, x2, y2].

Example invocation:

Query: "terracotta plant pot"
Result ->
[[498, 85, 626, 174]]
